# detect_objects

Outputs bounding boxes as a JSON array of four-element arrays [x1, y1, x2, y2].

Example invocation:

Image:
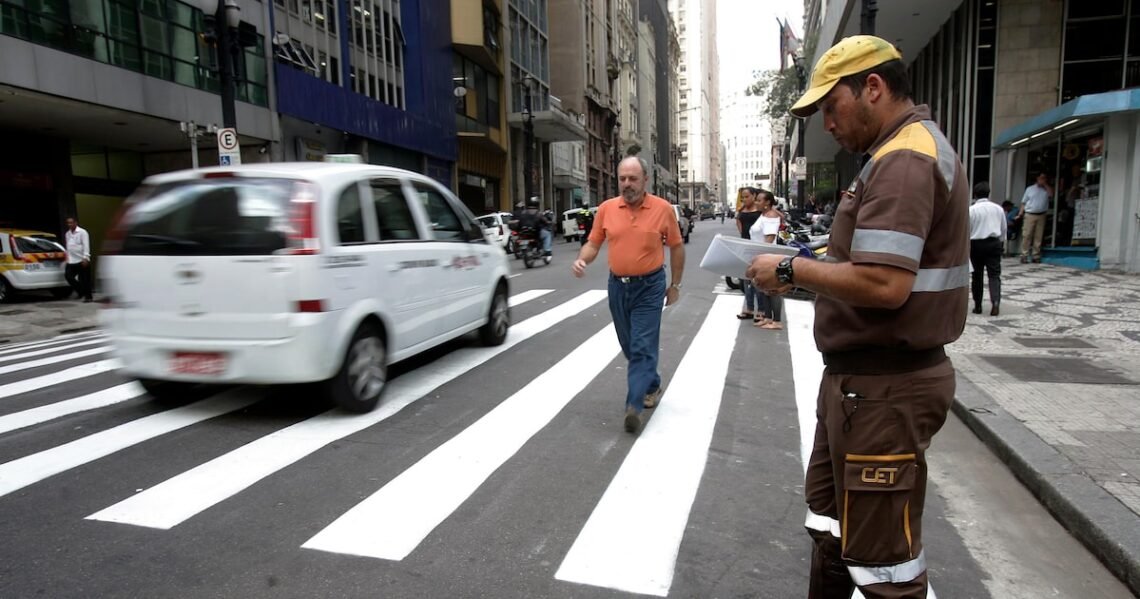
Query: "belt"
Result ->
[[1026, 211, 1046, 215], [822, 346, 946, 375], [610, 267, 663, 283]]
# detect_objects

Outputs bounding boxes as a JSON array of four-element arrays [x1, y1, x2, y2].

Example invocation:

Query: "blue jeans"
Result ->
[[607, 268, 665, 413], [742, 280, 761, 313], [539, 229, 552, 253]]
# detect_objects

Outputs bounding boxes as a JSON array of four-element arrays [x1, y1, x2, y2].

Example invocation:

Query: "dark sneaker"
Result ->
[[623, 406, 641, 433], [972, 305, 982, 314], [644, 387, 663, 409], [991, 305, 1000, 316]]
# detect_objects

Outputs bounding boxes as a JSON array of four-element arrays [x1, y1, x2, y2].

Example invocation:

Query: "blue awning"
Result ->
[[993, 88, 1140, 149]]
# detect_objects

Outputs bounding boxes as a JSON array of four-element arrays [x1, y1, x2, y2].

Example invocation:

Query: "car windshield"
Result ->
[[16, 236, 63, 253], [119, 178, 296, 256]]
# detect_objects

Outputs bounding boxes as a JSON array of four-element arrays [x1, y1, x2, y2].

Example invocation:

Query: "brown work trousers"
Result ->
[[804, 358, 955, 599]]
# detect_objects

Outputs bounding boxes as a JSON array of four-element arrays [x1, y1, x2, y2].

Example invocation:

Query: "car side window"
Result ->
[[336, 183, 366, 244], [369, 178, 421, 241], [412, 183, 478, 242]]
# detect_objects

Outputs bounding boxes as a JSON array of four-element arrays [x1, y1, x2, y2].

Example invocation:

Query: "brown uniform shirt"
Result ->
[[814, 105, 969, 354]]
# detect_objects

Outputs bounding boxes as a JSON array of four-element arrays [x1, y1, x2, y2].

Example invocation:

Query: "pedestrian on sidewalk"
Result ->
[[64, 216, 93, 303], [1017, 172, 1052, 263], [571, 156, 686, 434], [747, 35, 969, 599], [749, 189, 785, 330], [735, 187, 766, 324], [969, 182, 1006, 316]]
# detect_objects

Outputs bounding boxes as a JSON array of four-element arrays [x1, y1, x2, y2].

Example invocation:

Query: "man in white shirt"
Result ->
[[64, 217, 93, 302], [970, 182, 1006, 316], [1016, 172, 1052, 263]]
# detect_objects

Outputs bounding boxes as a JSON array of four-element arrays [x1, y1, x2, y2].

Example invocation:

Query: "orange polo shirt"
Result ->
[[588, 193, 683, 276]]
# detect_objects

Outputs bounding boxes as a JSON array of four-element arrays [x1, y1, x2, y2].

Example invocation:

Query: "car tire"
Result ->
[[51, 287, 72, 300], [505, 238, 514, 254], [523, 254, 535, 268], [0, 277, 12, 303], [478, 284, 510, 346], [326, 324, 387, 413], [725, 276, 743, 290], [138, 378, 200, 404]]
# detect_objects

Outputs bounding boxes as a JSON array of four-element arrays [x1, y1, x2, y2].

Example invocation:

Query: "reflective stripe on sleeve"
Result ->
[[921, 121, 958, 193], [805, 510, 841, 539], [911, 264, 970, 293], [850, 229, 925, 263], [847, 550, 927, 586]]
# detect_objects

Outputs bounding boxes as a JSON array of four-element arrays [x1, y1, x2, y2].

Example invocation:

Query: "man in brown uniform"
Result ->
[[748, 36, 969, 599]]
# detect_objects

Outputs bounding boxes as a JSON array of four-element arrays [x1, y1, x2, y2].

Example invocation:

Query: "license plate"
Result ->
[[169, 352, 227, 376]]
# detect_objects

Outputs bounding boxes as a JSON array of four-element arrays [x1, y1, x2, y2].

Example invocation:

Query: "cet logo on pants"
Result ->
[[842, 454, 917, 561]]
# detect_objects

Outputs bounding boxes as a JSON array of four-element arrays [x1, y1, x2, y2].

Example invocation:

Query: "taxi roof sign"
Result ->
[[323, 154, 364, 164]]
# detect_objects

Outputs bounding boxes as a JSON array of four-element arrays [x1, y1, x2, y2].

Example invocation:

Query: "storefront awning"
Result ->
[[993, 88, 1140, 150]]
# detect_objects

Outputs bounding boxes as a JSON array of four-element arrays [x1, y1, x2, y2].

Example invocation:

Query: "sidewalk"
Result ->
[[0, 293, 99, 345], [949, 259, 1140, 595], [2, 260, 1139, 592]]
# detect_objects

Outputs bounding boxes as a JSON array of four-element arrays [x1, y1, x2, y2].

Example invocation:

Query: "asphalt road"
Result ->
[[0, 218, 1132, 599]]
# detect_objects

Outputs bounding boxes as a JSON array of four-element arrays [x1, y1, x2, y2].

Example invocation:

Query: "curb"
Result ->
[[952, 374, 1140, 596]]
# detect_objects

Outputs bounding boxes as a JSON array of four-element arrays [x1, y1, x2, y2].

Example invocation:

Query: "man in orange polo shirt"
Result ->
[[572, 156, 685, 433]]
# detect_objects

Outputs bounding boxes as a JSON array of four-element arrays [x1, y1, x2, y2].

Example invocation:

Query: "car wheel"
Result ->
[[138, 378, 201, 404], [478, 285, 510, 346], [326, 324, 387, 413], [505, 238, 514, 254], [0, 277, 12, 303], [725, 276, 743, 290], [523, 254, 535, 268], [51, 287, 72, 300]]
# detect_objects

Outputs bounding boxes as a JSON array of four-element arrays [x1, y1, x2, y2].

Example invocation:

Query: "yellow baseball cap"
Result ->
[[790, 35, 902, 118]]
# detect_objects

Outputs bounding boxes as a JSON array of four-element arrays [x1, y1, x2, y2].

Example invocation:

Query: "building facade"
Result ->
[[637, 0, 679, 201], [722, 90, 772, 200], [669, 0, 720, 210]]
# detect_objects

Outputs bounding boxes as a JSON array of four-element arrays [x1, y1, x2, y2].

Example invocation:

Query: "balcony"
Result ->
[[452, 0, 502, 75]]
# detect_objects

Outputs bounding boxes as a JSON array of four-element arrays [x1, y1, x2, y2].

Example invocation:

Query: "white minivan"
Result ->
[[98, 162, 511, 412]]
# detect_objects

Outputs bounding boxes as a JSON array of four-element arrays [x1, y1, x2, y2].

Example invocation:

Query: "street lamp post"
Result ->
[[522, 74, 537, 207], [188, 0, 242, 130]]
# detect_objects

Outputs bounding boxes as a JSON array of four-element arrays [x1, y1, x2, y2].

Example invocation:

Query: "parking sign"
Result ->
[[217, 128, 242, 166]]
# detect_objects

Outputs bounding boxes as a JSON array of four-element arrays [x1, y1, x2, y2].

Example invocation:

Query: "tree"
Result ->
[[745, 67, 801, 122]]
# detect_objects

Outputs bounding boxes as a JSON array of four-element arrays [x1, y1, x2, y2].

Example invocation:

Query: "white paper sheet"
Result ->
[[698, 234, 800, 278]]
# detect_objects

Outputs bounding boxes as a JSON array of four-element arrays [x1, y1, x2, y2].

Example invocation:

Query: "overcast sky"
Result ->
[[717, 0, 804, 96]]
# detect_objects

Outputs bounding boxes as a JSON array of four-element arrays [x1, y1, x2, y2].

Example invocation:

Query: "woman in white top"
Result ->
[[748, 191, 785, 329]]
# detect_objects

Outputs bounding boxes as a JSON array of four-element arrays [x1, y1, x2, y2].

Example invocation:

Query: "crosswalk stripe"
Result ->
[[784, 299, 824, 475], [0, 359, 120, 400], [0, 347, 108, 376], [302, 322, 622, 560], [0, 338, 107, 365], [86, 290, 608, 530], [508, 289, 553, 307], [0, 389, 263, 499], [0, 331, 104, 357], [0, 382, 146, 436], [555, 294, 741, 596]]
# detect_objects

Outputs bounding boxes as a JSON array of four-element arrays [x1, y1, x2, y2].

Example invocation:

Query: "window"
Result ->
[[336, 183, 366, 244], [370, 179, 419, 240], [413, 184, 480, 242]]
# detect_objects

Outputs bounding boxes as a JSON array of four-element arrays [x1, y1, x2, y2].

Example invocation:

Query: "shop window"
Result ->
[[1062, 60, 1124, 101], [1068, 0, 1124, 19], [1065, 19, 1125, 62]]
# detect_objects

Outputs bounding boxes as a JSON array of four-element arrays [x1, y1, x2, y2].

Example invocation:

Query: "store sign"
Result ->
[[1073, 197, 1098, 241], [795, 157, 807, 180], [296, 137, 327, 162]]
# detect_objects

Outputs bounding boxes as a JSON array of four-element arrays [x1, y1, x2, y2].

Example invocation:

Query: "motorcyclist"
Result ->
[[511, 197, 552, 259], [575, 206, 594, 246]]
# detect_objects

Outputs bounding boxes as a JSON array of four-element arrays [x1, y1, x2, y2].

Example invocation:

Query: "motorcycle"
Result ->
[[515, 226, 551, 269]]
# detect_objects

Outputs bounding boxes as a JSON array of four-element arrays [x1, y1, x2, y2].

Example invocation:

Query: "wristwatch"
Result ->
[[670, 282, 682, 290], [776, 257, 796, 285]]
